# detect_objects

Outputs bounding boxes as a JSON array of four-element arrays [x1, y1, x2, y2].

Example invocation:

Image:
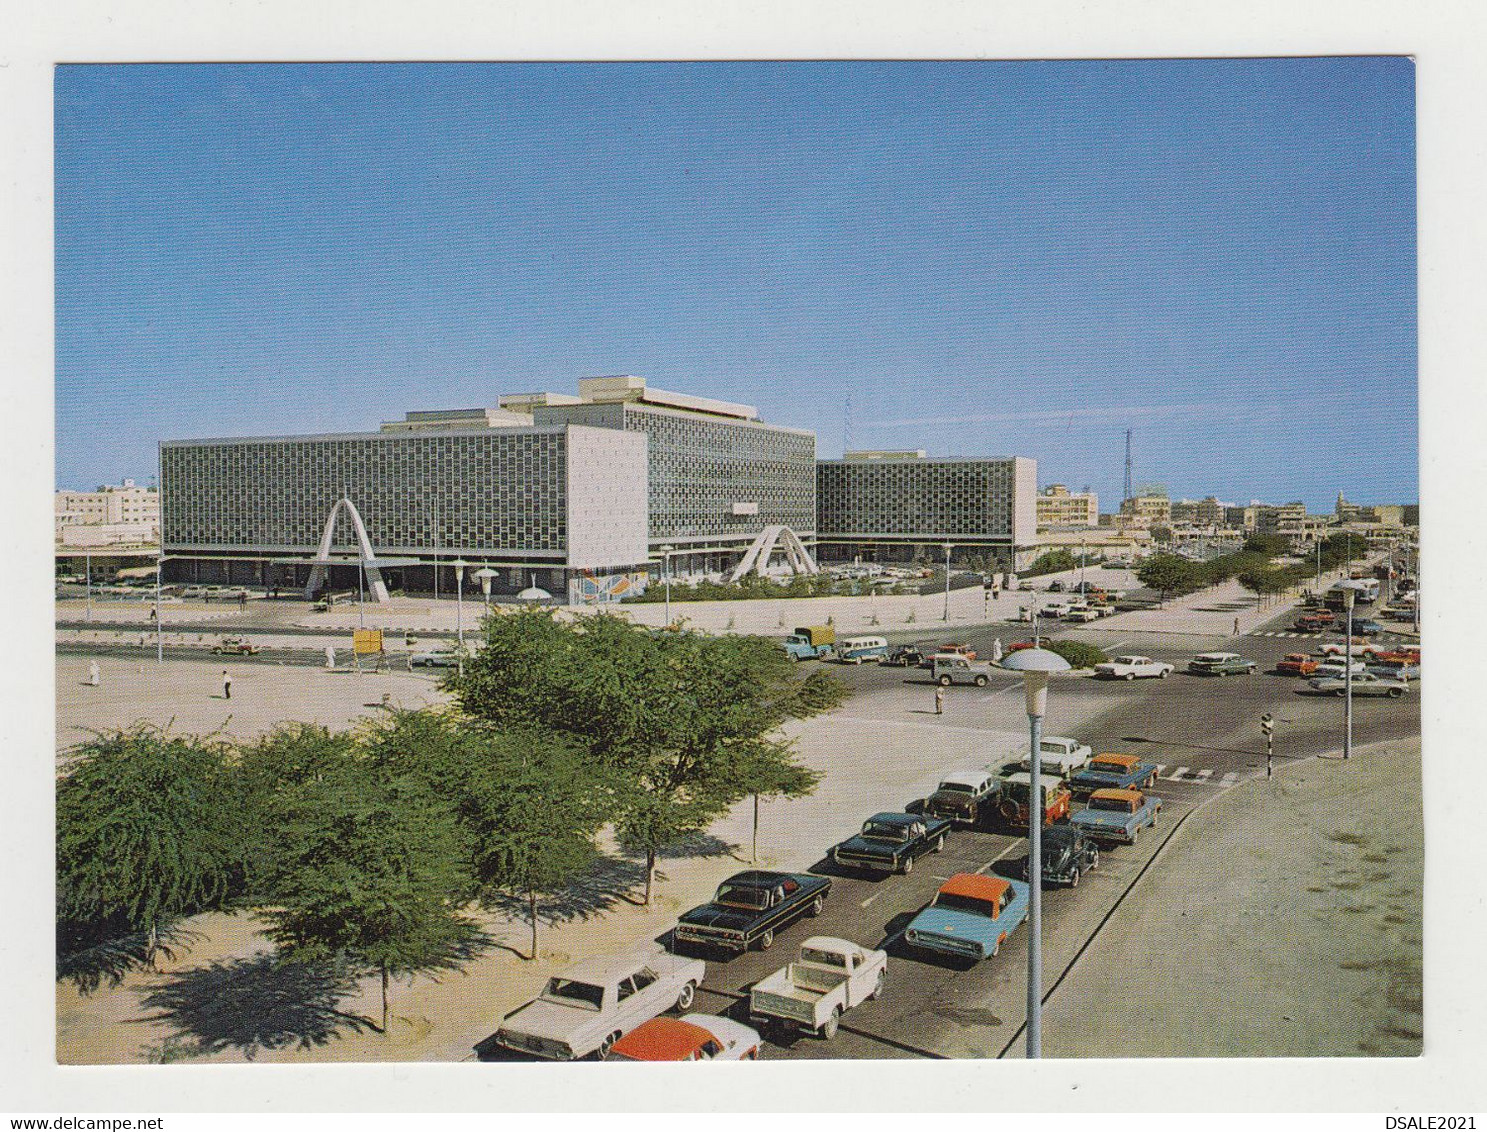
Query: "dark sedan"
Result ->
[[1350, 619, 1385, 636], [830, 812, 952, 876], [672, 870, 830, 954]]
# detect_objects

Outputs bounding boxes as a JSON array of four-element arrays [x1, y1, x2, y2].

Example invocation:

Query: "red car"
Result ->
[[1275, 652, 1320, 677]]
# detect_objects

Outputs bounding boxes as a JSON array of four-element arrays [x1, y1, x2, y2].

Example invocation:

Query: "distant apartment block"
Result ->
[[1117, 493, 1172, 529], [1035, 484, 1098, 529], [816, 451, 1038, 569], [54, 479, 159, 547]]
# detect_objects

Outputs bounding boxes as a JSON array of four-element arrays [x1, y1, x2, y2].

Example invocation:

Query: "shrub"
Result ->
[[1044, 639, 1107, 670]]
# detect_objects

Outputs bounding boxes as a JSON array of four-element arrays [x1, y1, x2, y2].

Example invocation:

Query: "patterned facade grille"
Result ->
[[160, 433, 568, 555], [816, 461, 1017, 539], [533, 403, 816, 542]]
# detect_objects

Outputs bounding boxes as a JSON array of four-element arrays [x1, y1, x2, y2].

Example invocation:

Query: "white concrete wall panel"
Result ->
[[564, 425, 650, 569]]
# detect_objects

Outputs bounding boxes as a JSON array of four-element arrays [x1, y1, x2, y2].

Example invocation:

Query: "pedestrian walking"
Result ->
[[239, 593, 247, 611], [325, 645, 336, 669], [934, 686, 945, 715], [1233, 616, 1240, 636], [139, 632, 148, 649], [87, 660, 100, 687], [221, 669, 232, 700]]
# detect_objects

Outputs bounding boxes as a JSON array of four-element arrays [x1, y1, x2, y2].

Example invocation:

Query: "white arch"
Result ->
[[727, 525, 820, 583], [304, 496, 391, 603]]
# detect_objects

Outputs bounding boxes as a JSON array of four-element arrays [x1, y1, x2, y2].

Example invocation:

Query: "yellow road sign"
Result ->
[[353, 628, 384, 655]]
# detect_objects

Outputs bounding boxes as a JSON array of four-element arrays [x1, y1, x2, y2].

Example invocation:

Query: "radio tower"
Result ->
[[843, 389, 854, 455], [1123, 428, 1134, 503]]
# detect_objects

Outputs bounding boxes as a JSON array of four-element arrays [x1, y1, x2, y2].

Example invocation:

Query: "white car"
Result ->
[[1043, 602, 1074, 618], [1093, 655, 1175, 681], [1312, 657, 1368, 679], [409, 647, 460, 668], [1063, 608, 1100, 623], [1022, 735, 1092, 777], [493, 946, 706, 1060], [1317, 640, 1387, 659]]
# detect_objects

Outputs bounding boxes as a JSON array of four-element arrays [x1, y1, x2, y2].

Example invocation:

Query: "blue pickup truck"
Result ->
[[1068, 753, 1159, 797], [1070, 788, 1163, 845], [903, 873, 1030, 962]]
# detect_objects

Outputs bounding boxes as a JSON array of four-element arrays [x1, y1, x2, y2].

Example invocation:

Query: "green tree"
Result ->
[[1022, 549, 1077, 577], [1135, 554, 1203, 603], [57, 726, 246, 977], [258, 758, 478, 1033], [1043, 639, 1107, 670], [448, 611, 843, 904]]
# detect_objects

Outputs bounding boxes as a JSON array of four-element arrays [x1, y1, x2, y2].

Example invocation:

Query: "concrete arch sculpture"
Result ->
[[304, 496, 391, 603], [728, 525, 820, 583]]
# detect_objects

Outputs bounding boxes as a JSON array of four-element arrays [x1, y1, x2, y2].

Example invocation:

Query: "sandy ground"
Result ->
[[1043, 736, 1423, 1057]]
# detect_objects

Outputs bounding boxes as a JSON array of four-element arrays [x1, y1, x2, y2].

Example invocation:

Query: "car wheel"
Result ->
[[1335, 689, 1347, 697], [975, 675, 988, 687], [756, 928, 774, 951], [1069, 868, 1080, 888], [1388, 687, 1403, 698], [932, 834, 946, 853], [807, 895, 824, 917], [869, 969, 885, 1001], [937, 675, 952, 686], [1131, 826, 1140, 844], [1159, 668, 1170, 678], [1125, 672, 1135, 682], [900, 854, 914, 875], [598, 1031, 621, 1060], [821, 1009, 841, 1041], [1090, 848, 1100, 870], [674, 981, 696, 1012]]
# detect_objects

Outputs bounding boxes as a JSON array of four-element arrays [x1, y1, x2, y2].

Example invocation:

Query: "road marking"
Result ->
[[1219, 772, 1239, 787], [975, 842, 1021, 874], [1165, 766, 1190, 781], [860, 892, 881, 909], [1192, 768, 1213, 783], [976, 684, 1021, 702]]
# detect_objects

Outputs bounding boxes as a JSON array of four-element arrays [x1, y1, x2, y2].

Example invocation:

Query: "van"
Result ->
[[836, 636, 889, 664]]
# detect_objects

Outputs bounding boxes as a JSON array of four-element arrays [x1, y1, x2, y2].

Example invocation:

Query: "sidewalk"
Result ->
[[1043, 735, 1422, 1057]]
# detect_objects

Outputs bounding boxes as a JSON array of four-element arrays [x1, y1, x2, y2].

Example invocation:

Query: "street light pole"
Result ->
[[660, 545, 674, 626], [1335, 580, 1368, 761], [942, 543, 953, 622], [85, 551, 93, 622], [155, 552, 164, 664], [358, 558, 366, 630], [1079, 538, 1086, 592], [1000, 646, 1072, 1061]]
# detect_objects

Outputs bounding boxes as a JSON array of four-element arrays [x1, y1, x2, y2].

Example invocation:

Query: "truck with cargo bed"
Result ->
[[749, 937, 886, 1040]]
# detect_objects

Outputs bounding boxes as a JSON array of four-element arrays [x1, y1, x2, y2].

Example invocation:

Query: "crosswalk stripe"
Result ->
[[1220, 772, 1239, 787], [1165, 766, 1190, 781]]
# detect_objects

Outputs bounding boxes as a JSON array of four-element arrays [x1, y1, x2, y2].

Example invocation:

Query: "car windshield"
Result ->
[[933, 893, 997, 917], [1039, 741, 1069, 755], [1113, 657, 1141, 665], [541, 978, 604, 1009], [800, 947, 849, 968], [1091, 797, 1133, 812], [714, 885, 769, 910], [862, 822, 909, 842]]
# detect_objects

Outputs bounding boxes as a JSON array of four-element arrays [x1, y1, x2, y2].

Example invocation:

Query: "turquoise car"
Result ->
[[903, 873, 1030, 961]]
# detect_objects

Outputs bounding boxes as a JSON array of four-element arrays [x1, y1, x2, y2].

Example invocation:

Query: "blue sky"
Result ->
[[55, 60, 1416, 510]]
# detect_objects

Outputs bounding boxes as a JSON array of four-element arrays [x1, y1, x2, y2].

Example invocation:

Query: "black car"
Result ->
[[1020, 823, 1100, 888], [1351, 619, 1384, 636], [884, 644, 929, 668], [829, 812, 953, 876], [672, 870, 830, 954], [1047, 580, 1065, 592]]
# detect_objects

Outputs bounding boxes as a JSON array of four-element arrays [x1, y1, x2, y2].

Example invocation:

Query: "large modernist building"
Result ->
[[160, 377, 817, 602], [815, 451, 1038, 569]]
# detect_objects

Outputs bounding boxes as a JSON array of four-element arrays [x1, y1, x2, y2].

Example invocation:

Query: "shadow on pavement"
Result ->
[[133, 953, 377, 1059]]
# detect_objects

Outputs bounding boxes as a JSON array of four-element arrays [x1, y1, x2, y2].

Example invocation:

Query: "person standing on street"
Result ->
[[1233, 616, 1240, 636], [87, 660, 100, 687], [934, 685, 945, 715], [221, 669, 232, 700]]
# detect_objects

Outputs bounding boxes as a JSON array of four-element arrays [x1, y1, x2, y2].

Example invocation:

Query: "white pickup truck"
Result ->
[[749, 937, 887, 1040], [1021, 735, 1093, 777]]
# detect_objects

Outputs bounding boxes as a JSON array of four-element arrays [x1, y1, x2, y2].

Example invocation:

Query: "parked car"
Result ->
[[673, 870, 831, 954], [1019, 824, 1100, 888], [211, 636, 259, 656], [1070, 788, 1163, 844], [1374, 646, 1421, 665], [1275, 653, 1321, 677], [1069, 753, 1158, 796], [995, 772, 1073, 827], [409, 647, 459, 668], [923, 768, 1004, 827], [1350, 618, 1385, 636], [782, 625, 836, 662], [935, 642, 977, 661], [1317, 639, 1386, 659], [1307, 672, 1410, 698], [932, 655, 995, 687], [1187, 652, 1257, 676], [608, 1014, 761, 1062], [830, 812, 951, 876], [749, 937, 887, 1040], [492, 947, 706, 1060], [904, 873, 1030, 961], [1047, 580, 1065, 592], [1062, 607, 1100, 624], [1368, 661, 1420, 682], [1293, 613, 1335, 632], [1024, 735, 1093, 777], [1092, 655, 1174, 681], [1042, 602, 1073, 619]]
